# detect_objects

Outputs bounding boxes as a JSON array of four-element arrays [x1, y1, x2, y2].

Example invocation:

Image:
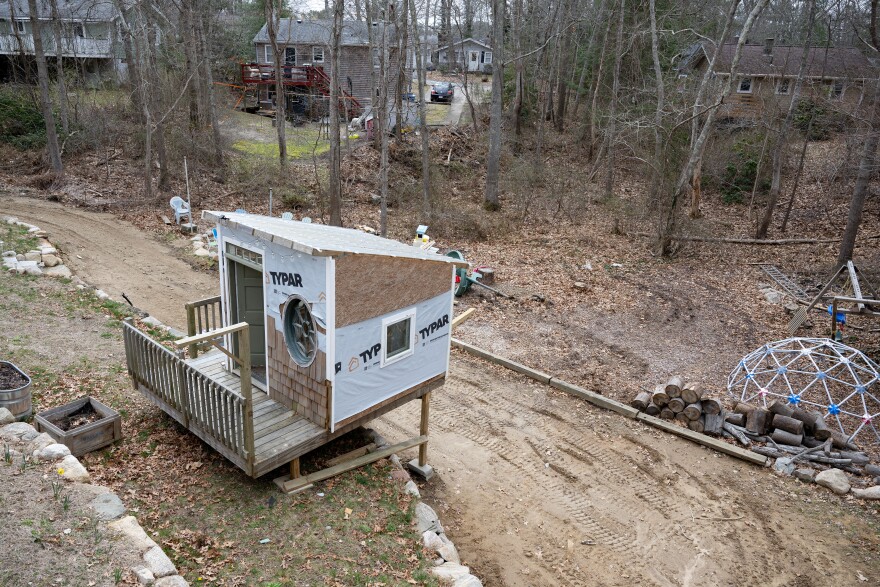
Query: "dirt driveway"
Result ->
[[4, 194, 877, 586]]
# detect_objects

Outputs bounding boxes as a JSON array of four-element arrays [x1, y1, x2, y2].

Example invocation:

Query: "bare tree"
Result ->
[[409, 0, 431, 216], [265, 0, 288, 166], [27, 0, 63, 175], [328, 0, 343, 226], [378, 3, 391, 235], [603, 0, 625, 200], [483, 0, 504, 211], [48, 0, 69, 134]]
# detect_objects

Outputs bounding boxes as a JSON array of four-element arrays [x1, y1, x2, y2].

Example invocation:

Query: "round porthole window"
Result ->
[[282, 295, 317, 367]]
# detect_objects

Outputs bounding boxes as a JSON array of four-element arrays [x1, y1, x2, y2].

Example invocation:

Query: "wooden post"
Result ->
[[418, 392, 431, 467], [831, 297, 838, 339], [185, 302, 198, 358], [238, 326, 255, 475], [123, 318, 139, 391], [290, 457, 300, 479]]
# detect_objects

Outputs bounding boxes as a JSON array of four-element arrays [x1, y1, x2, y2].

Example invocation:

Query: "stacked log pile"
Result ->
[[632, 378, 875, 478], [631, 377, 724, 435]]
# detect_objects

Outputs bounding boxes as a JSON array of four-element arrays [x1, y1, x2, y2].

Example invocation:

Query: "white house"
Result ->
[[437, 37, 492, 73]]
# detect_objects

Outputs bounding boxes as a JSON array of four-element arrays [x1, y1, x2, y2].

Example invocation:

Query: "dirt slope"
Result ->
[[3, 193, 877, 586], [1, 194, 217, 329]]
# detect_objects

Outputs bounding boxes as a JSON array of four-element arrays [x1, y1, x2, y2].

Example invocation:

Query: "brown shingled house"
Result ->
[[684, 39, 877, 120]]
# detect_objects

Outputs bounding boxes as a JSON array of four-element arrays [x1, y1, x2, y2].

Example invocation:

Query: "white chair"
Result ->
[[301, 217, 312, 224], [281, 212, 294, 221], [169, 196, 191, 225]]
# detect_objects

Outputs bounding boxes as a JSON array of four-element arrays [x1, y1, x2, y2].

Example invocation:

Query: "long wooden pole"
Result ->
[[418, 392, 431, 466], [238, 326, 255, 475]]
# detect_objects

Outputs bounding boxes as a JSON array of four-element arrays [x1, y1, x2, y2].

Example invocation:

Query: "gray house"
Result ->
[[0, 0, 124, 83], [252, 18, 405, 110], [437, 37, 492, 73]]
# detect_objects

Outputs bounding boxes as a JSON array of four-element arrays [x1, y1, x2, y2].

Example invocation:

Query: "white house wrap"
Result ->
[[205, 211, 462, 433]]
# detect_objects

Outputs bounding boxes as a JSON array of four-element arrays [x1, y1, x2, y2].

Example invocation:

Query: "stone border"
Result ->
[[0, 416, 190, 586], [368, 430, 483, 587]]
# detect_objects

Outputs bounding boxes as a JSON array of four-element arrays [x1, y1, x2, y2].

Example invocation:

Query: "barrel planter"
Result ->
[[0, 361, 32, 421], [35, 397, 122, 457]]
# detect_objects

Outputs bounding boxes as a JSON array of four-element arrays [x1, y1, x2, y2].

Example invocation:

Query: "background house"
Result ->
[[437, 37, 492, 73], [252, 18, 407, 110], [684, 39, 876, 120], [0, 0, 123, 84]]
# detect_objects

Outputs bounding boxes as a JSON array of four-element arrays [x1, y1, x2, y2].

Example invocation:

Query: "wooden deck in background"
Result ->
[[185, 351, 327, 477]]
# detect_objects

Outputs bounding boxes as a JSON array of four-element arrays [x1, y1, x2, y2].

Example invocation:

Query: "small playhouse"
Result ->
[[123, 211, 464, 487]]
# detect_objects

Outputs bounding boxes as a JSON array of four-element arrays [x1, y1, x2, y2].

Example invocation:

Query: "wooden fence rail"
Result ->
[[185, 295, 223, 358], [122, 320, 252, 470]]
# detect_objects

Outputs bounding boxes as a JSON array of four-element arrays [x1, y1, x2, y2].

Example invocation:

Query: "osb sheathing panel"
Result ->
[[266, 315, 328, 428], [335, 254, 452, 328]]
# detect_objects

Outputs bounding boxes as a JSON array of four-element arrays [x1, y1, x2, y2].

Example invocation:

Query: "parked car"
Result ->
[[430, 82, 454, 103]]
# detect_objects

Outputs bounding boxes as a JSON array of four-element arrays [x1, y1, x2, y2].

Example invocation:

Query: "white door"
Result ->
[[469, 50, 479, 71]]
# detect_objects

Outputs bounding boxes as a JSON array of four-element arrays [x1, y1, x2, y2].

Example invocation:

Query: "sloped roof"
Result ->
[[253, 18, 395, 47], [712, 43, 875, 79], [0, 0, 118, 21], [437, 37, 492, 52], [203, 211, 465, 266]]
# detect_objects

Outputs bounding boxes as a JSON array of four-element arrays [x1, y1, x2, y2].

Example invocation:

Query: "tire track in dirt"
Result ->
[[1, 195, 217, 329]]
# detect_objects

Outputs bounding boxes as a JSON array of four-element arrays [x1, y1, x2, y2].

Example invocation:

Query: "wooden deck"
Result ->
[[185, 352, 327, 477]]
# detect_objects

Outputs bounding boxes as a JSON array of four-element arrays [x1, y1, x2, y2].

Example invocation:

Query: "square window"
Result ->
[[381, 310, 416, 366], [483, 51, 492, 64], [738, 77, 752, 93], [312, 46, 324, 62], [16, 20, 24, 33], [264, 45, 272, 63], [776, 78, 790, 94], [284, 47, 296, 64], [830, 80, 844, 99]]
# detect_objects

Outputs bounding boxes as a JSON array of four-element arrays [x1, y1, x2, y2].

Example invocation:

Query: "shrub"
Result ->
[[793, 98, 848, 141], [715, 133, 768, 205], [0, 86, 48, 149]]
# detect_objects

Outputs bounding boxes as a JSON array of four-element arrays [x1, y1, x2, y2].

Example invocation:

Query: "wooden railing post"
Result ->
[[418, 392, 431, 467], [238, 326, 255, 475], [122, 318, 139, 391], [185, 302, 198, 358]]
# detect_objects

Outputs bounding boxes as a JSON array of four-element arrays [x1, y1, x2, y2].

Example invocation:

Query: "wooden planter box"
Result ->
[[35, 397, 122, 457], [0, 361, 32, 421]]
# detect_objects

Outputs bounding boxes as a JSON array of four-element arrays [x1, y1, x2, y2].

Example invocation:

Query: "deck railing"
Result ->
[[122, 319, 254, 471], [185, 295, 223, 358]]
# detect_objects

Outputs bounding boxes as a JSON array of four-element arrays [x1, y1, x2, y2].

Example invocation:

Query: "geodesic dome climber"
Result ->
[[728, 338, 880, 445]]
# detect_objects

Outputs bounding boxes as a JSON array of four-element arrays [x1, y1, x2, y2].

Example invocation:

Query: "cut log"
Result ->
[[837, 450, 869, 465], [651, 385, 670, 408], [681, 383, 704, 405], [830, 430, 857, 450], [645, 402, 661, 416], [722, 422, 751, 446], [724, 412, 745, 427], [745, 407, 772, 435], [813, 417, 831, 441], [791, 408, 819, 435], [768, 399, 794, 418], [664, 376, 683, 398], [771, 429, 803, 446], [771, 414, 805, 436], [660, 407, 675, 420], [683, 403, 703, 421], [631, 391, 651, 411], [667, 397, 686, 413], [674, 412, 690, 425], [688, 417, 705, 433], [735, 402, 756, 416], [704, 411, 724, 435], [701, 398, 722, 416], [801, 436, 822, 448]]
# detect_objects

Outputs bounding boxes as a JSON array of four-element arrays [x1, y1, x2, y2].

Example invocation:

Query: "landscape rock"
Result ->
[[132, 566, 155, 585], [39, 246, 57, 255], [41, 253, 61, 267], [194, 248, 211, 257], [404, 480, 420, 498], [58, 455, 90, 482], [437, 542, 461, 564], [431, 563, 471, 584], [153, 576, 190, 587], [423, 530, 444, 551], [16, 260, 42, 275], [865, 464, 880, 477], [793, 468, 816, 482], [1, 421, 39, 442], [15, 253, 24, 261], [573, 281, 587, 290], [773, 457, 795, 476], [815, 468, 850, 495], [762, 289, 784, 304], [43, 265, 72, 278], [90, 492, 127, 520], [109, 516, 158, 553], [851, 486, 880, 500], [453, 575, 483, 587], [25, 432, 56, 454], [141, 316, 164, 328], [2, 250, 14, 257], [415, 501, 443, 534], [24, 250, 41, 262], [95, 289, 110, 300], [144, 545, 177, 577], [0, 407, 14, 425], [37, 443, 71, 461]]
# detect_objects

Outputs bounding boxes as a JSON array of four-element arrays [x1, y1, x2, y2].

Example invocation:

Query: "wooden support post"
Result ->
[[185, 302, 198, 358], [831, 297, 839, 339], [290, 457, 301, 479], [238, 326, 255, 476], [418, 392, 431, 467]]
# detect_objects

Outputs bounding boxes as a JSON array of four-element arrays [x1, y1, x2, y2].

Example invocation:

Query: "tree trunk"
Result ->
[[837, 78, 880, 265], [112, 0, 141, 117], [378, 8, 390, 235], [483, 0, 504, 211], [48, 0, 69, 134], [266, 0, 287, 166], [511, 0, 524, 153], [27, 0, 63, 175], [145, 18, 169, 193], [328, 0, 343, 226], [648, 0, 665, 200], [197, 11, 225, 171], [756, 0, 816, 238], [603, 0, 625, 201], [409, 0, 431, 216]]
